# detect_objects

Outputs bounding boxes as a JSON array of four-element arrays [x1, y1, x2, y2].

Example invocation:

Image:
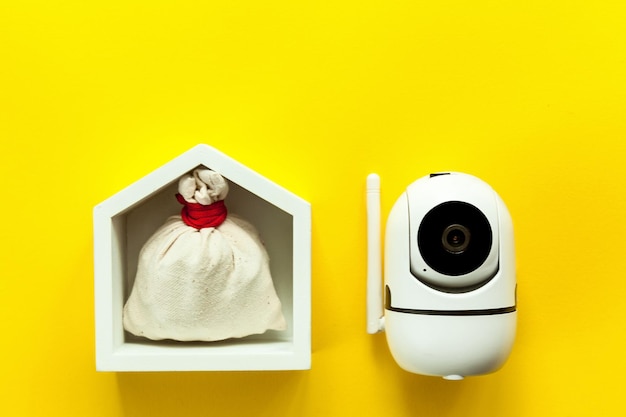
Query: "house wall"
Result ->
[[2, 1, 626, 415]]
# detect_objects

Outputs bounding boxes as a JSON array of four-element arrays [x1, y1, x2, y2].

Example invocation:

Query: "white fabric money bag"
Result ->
[[123, 168, 286, 341]]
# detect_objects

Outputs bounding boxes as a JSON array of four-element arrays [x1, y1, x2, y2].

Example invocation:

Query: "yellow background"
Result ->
[[2, 0, 626, 415]]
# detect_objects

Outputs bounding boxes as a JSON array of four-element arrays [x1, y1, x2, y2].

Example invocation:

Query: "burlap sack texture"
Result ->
[[123, 168, 286, 342]]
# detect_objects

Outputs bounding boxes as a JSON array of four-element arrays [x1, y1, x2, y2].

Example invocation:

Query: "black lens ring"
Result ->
[[418, 201, 492, 276], [442, 224, 471, 254]]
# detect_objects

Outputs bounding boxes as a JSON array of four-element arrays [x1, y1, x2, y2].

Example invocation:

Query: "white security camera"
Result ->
[[367, 172, 516, 380]]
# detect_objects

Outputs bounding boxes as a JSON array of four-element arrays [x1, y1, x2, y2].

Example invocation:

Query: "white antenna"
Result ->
[[367, 173, 385, 334]]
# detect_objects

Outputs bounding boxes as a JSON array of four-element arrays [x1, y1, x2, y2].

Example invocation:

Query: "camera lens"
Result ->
[[418, 201, 492, 276], [442, 224, 470, 254]]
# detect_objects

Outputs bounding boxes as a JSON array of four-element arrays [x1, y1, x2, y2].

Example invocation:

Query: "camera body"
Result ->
[[383, 172, 516, 379]]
